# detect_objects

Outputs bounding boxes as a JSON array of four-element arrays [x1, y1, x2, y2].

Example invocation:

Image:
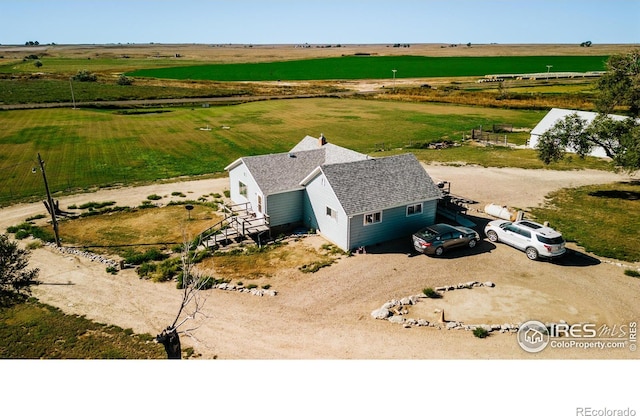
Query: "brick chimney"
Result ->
[[319, 133, 327, 147]]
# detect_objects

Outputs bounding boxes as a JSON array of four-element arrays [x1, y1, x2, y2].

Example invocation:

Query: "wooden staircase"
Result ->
[[199, 202, 271, 249]]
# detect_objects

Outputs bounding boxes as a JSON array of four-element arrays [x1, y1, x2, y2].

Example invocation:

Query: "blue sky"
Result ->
[[1, 0, 638, 45]]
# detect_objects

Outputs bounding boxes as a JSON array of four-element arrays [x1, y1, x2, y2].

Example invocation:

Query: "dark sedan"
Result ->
[[411, 223, 480, 256]]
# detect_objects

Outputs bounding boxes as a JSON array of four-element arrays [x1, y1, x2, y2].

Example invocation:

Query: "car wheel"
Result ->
[[468, 239, 477, 249], [486, 230, 498, 242], [435, 246, 444, 256], [525, 247, 539, 260]]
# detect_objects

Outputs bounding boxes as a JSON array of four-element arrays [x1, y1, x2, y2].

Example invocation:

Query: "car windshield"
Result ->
[[536, 235, 564, 244], [417, 228, 438, 239]]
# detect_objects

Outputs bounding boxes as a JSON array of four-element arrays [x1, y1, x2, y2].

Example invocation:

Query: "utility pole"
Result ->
[[392, 69, 397, 92], [37, 153, 61, 247], [69, 77, 76, 109]]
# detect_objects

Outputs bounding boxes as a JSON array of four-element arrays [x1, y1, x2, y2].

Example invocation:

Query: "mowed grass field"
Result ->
[[128, 55, 609, 81], [2, 97, 612, 207]]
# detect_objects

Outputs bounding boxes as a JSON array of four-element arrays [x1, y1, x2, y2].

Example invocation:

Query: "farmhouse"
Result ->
[[528, 108, 628, 158], [224, 135, 442, 251]]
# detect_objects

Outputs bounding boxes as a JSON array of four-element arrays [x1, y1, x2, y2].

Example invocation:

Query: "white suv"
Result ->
[[484, 219, 566, 260]]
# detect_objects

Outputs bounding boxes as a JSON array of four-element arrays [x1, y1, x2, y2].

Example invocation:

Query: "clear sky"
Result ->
[[1, 0, 639, 45]]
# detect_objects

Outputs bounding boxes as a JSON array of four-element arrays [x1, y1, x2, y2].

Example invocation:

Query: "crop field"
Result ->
[[127, 55, 609, 81]]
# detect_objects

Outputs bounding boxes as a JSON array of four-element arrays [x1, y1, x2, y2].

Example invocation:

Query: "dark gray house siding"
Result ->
[[347, 200, 437, 250]]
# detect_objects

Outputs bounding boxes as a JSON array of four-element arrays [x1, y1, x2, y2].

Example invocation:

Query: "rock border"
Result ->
[[46, 242, 118, 267], [45, 242, 277, 297], [371, 281, 521, 334]]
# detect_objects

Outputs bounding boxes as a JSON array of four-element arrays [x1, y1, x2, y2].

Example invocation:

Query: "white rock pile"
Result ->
[[213, 282, 277, 297]]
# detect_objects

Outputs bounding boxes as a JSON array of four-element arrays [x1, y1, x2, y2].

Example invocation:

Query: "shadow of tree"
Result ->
[[588, 189, 640, 200], [588, 180, 640, 200]]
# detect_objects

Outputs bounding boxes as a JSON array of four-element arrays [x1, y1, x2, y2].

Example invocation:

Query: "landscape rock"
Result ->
[[371, 308, 391, 320]]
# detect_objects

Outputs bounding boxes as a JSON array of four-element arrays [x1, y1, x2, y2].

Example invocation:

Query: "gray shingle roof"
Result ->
[[241, 149, 326, 195], [290, 135, 367, 164], [320, 153, 442, 216]]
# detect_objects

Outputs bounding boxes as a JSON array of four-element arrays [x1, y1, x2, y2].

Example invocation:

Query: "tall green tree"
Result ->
[[0, 234, 40, 303], [596, 49, 640, 116]]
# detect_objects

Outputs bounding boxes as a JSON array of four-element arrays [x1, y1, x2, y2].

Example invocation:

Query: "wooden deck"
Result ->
[[200, 202, 271, 249]]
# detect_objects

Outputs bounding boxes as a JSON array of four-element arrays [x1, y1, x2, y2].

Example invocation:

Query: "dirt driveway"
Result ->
[[3, 164, 639, 359]]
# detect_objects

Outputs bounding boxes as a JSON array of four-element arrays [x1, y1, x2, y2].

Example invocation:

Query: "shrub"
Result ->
[[78, 201, 116, 210], [624, 269, 640, 278], [25, 214, 46, 221], [136, 262, 157, 277], [14, 229, 30, 240], [147, 194, 162, 201], [117, 74, 133, 86], [138, 200, 156, 209], [246, 284, 258, 290], [423, 287, 442, 299], [223, 190, 230, 198], [299, 259, 334, 273], [156, 258, 181, 282], [26, 241, 43, 250], [262, 284, 271, 290], [106, 266, 118, 275], [72, 69, 97, 82], [125, 248, 168, 265], [6, 222, 54, 243], [473, 327, 490, 339]]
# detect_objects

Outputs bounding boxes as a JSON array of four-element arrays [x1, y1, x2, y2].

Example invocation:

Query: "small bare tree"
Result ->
[[156, 232, 209, 359]]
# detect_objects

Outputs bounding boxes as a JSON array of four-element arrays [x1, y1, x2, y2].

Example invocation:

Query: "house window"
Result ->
[[364, 211, 382, 225], [406, 203, 423, 216], [326, 206, 337, 220], [239, 181, 247, 197]]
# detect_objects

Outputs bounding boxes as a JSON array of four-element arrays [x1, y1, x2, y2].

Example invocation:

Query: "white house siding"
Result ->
[[347, 200, 437, 250], [303, 173, 349, 250], [266, 190, 305, 227], [227, 162, 260, 212]]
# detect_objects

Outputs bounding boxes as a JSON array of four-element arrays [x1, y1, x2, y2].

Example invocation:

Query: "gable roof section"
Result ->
[[317, 153, 442, 216], [290, 135, 368, 164], [238, 148, 327, 195], [531, 108, 627, 136]]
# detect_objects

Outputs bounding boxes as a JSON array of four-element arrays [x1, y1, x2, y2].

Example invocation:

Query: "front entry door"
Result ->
[[256, 194, 263, 217]]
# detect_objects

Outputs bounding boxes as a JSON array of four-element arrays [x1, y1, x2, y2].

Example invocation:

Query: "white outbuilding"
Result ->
[[528, 108, 628, 158]]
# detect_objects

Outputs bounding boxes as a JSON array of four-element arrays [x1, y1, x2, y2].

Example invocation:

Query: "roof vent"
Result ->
[[319, 133, 327, 147], [288, 153, 296, 158]]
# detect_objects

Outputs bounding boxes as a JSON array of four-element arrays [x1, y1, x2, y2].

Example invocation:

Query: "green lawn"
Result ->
[[1, 98, 556, 206], [0, 298, 164, 359], [128, 55, 609, 81], [530, 182, 640, 262]]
